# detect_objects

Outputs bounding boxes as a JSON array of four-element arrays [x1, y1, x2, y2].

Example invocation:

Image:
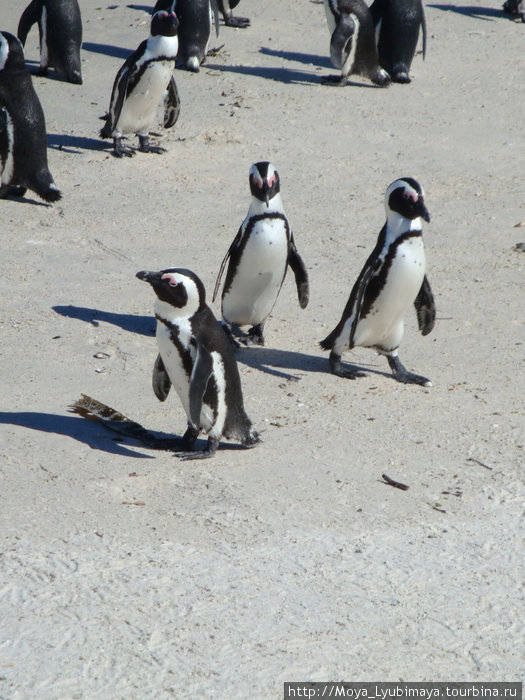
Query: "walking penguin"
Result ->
[[213, 162, 309, 346], [320, 177, 436, 386], [0, 32, 61, 202], [137, 268, 260, 460], [100, 8, 181, 157]]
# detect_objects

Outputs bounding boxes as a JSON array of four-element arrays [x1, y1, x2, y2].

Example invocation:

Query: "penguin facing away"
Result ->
[[323, 0, 391, 86], [369, 0, 427, 83], [320, 178, 435, 386], [100, 9, 181, 157], [136, 268, 260, 460], [0, 32, 61, 202], [213, 162, 309, 346], [154, 0, 219, 72], [218, 0, 250, 28], [17, 0, 83, 84]]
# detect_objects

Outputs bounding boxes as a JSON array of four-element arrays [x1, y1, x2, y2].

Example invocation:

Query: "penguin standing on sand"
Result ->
[[137, 268, 260, 460], [154, 0, 219, 72], [369, 0, 427, 83], [17, 0, 83, 84], [323, 0, 390, 86], [0, 32, 61, 202], [100, 8, 181, 157], [320, 178, 435, 386], [213, 162, 309, 346]]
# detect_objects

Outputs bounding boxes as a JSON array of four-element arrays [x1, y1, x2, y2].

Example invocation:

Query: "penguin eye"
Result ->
[[168, 280, 178, 287]]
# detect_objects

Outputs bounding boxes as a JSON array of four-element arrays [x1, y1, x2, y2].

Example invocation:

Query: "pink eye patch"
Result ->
[[161, 273, 178, 287]]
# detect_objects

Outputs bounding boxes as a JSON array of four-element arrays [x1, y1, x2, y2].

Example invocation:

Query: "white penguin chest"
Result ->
[[222, 217, 289, 325], [156, 318, 194, 416], [118, 60, 174, 134]]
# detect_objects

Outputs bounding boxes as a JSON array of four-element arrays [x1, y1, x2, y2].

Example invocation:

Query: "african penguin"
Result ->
[[323, 0, 390, 86], [0, 32, 61, 202], [218, 0, 250, 28], [320, 177, 436, 386], [503, 0, 525, 21], [370, 0, 427, 83], [137, 268, 260, 460], [213, 162, 309, 346], [100, 9, 181, 157], [154, 0, 219, 72], [17, 0, 83, 84]]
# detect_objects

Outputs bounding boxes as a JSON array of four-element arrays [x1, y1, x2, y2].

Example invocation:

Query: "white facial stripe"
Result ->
[[0, 34, 9, 71]]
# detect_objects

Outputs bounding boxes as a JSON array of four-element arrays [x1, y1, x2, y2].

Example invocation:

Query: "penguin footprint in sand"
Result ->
[[320, 177, 436, 386], [213, 162, 309, 347], [99, 9, 181, 157], [0, 32, 61, 203], [137, 268, 260, 460]]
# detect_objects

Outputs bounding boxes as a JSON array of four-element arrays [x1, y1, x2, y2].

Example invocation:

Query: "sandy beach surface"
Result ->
[[1, 0, 524, 697]]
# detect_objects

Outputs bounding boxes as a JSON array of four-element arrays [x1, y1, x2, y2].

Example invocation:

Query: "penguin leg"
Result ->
[[329, 351, 366, 379], [138, 134, 166, 155], [321, 73, 348, 86], [387, 355, 432, 387], [175, 436, 219, 461], [245, 323, 265, 346], [113, 136, 135, 158]]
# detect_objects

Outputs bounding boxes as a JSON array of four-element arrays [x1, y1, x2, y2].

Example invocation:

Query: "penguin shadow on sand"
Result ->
[[0, 410, 156, 459], [427, 3, 502, 20], [206, 60, 321, 86], [47, 133, 109, 155], [53, 305, 156, 336], [81, 42, 132, 61]]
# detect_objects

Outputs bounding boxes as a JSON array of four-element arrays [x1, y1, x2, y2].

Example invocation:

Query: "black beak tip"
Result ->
[[136, 270, 148, 281]]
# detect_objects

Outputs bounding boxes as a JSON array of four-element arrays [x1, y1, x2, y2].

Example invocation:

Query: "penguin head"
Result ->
[[150, 9, 179, 37], [249, 162, 281, 208], [386, 178, 430, 223], [137, 268, 205, 318], [0, 32, 26, 73]]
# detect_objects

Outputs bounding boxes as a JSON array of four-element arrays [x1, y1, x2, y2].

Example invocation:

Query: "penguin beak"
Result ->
[[265, 192, 270, 207], [417, 199, 431, 223], [136, 270, 161, 285]]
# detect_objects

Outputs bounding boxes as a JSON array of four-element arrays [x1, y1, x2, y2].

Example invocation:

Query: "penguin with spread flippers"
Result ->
[[100, 8, 180, 157], [320, 178, 435, 386], [137, 268, 260, 460], [0, 32, 61, 202]]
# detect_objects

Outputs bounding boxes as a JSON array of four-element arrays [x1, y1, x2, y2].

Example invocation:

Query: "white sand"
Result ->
[[0, 0, 524, 697]]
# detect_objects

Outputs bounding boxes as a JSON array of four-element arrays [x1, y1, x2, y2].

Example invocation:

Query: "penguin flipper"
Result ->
[[17, 0, 42, 46], [421, 3, 427, 60], [100, 59, 132, 137], [152, 353, 172, 401], [189, 344, 214, 429], [330, 14, 356, 70], [211, 0, 221, 37], [212, 224, 243, 302], [163, 76, 181, 129], [288, 235, 309, 309], [414, 275, 435, 336]]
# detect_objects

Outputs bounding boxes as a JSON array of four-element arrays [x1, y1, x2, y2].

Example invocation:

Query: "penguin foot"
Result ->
[[321, 74, 348, 87], [224, 15, 250, 28], [392, 71, 411, 84], [329, 352, 366, 379], [242, 429, 261, 448], [175, 437, 219, 461], [6, 185, 28, 199], [371, 69, 392, 87], [113, 137, 135, 158], [138, 135, 166, 154], [387, 356, 432, 387], [245, 324, 265, 346]]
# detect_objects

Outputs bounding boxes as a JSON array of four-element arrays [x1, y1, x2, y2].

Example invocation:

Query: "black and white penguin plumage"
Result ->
[[213, 162, 309, 346], [0, 32, 61, 202], [136, 268, 260, 459], [100, 9, 181, 157], [154, 0, 219, 72], [320, 177, 435, 386], [370, 0, 427, 83], [17, 0, 82, 84], [323, 0, 390, 86], [503, 0, 525, 22], [218, 0, 250, 28]]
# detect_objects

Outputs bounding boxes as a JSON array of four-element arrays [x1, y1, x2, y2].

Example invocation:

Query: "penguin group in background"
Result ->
[[0, 32, 61, 202], [100, 8, 181, 157], [323, 0, 391, 86], [320, 178, 435, 386], [154, 0, 219, 73], [17, 0, 83, 84], [218, 0, 250, 28], [137, 268, 260, 460], [370, 0, 427, 83], [213, 162, 309, 346]]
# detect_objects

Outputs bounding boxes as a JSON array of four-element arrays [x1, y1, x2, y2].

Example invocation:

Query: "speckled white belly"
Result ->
[[222, 218, 289, 326], [117, 60, 173, 136]]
